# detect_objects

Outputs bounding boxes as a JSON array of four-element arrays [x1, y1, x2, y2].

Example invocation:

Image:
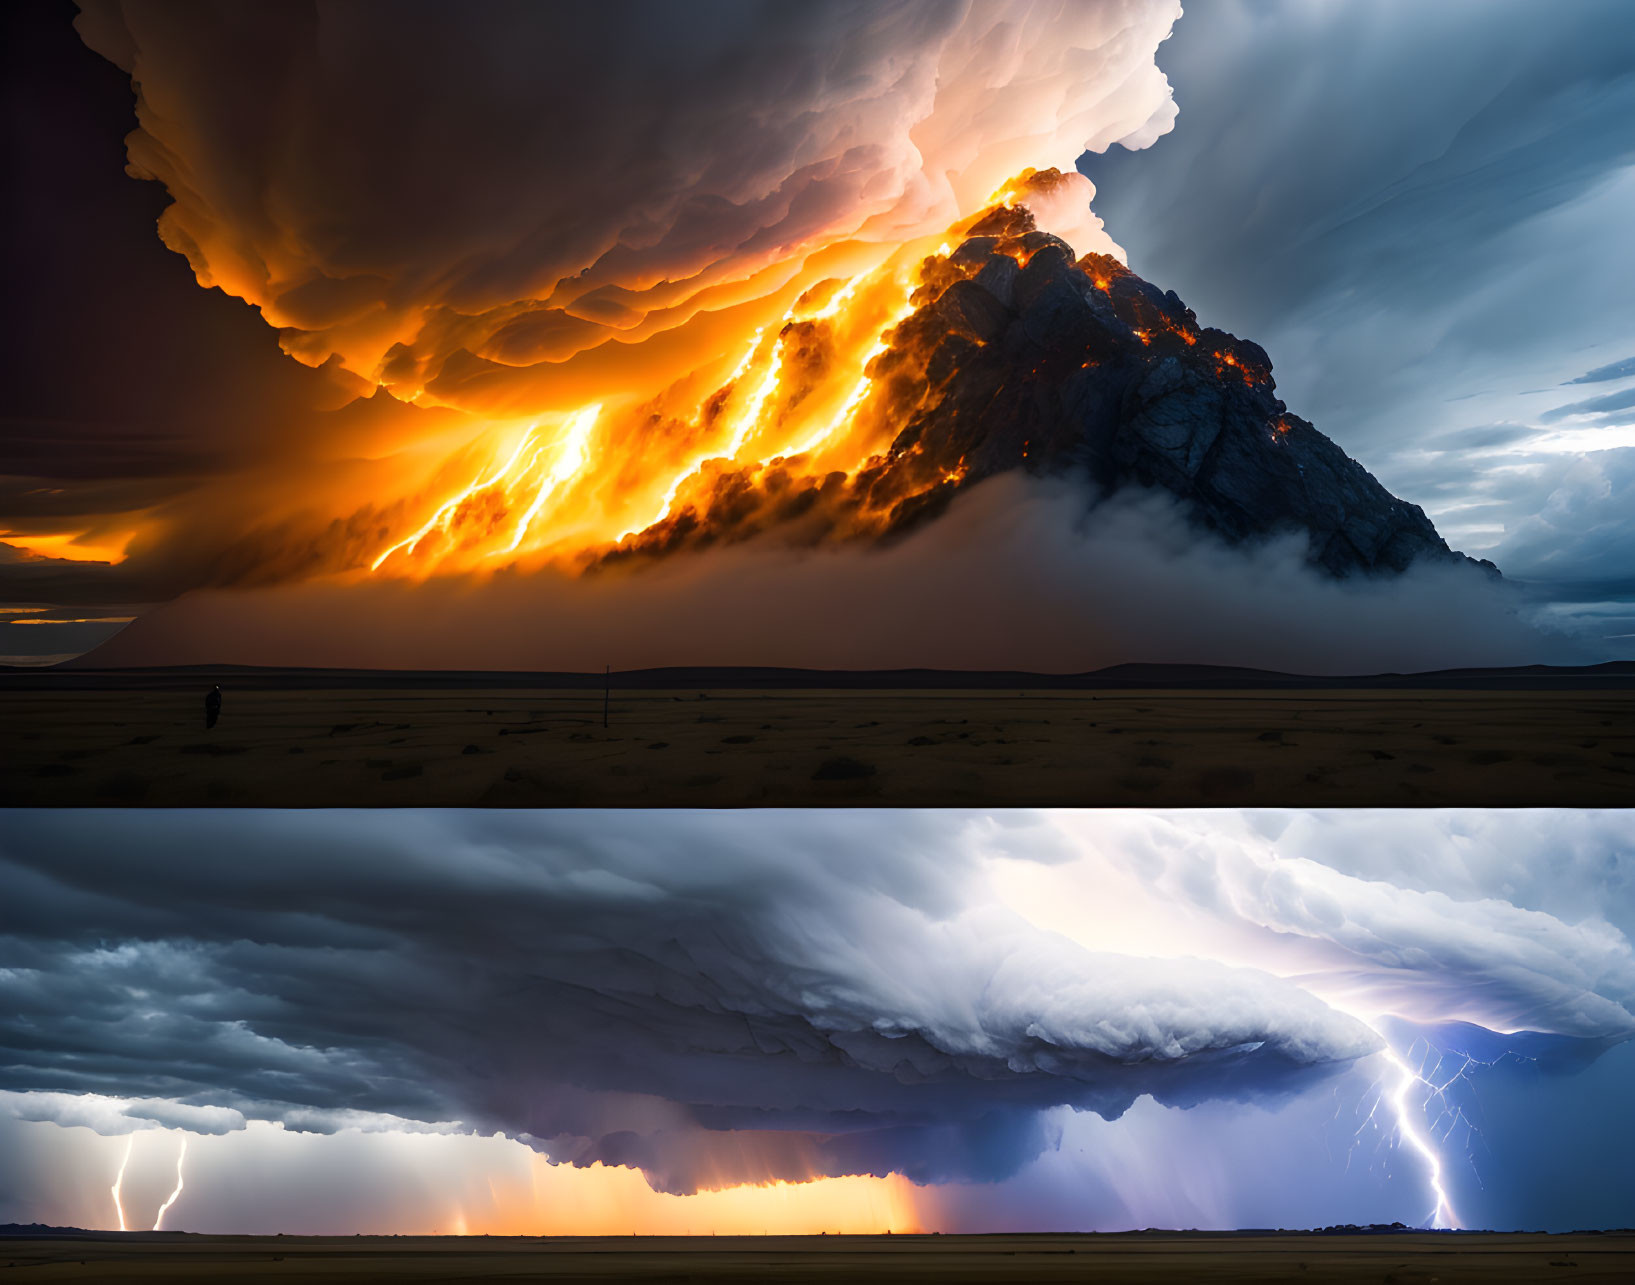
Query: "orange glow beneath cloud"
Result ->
[[449, 1159, 928, 1237], [73, 1124, 937, 1238]]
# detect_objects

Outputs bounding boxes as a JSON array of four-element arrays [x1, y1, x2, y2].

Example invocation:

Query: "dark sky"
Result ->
[[0, 0, 342, 659]]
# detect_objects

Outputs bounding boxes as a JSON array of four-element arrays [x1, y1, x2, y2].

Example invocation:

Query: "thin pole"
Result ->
[[603, 664, 610, 729]]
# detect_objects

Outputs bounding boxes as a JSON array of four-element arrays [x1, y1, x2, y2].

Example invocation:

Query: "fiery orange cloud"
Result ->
[[76, 1, 1176, 394], [54, 173, 1195, 601], [345, 234, 934, 576], [348, 178, 1092, 579], [51, 2, 1182, 602]]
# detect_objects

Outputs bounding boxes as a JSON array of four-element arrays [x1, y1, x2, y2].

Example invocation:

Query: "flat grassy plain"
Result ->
[[3, 669, 1632, 806], [3, 1231, 1632, 1282]]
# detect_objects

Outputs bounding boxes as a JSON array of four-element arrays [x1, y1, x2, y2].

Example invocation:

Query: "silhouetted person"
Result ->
[[204, 684, 222, 730]]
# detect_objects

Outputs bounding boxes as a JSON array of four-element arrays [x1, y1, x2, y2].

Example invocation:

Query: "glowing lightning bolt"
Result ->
[[623, 325, 768, 537], [151, 1134, 187, 1231], [498, 403, 603, 554], [371, 427, 541, 570], [719, 332, 790, 462], [787, 286, 916, 458], [1376, 1042, 1460, 1229], [805, 273, 863, 322], [620, 269, 881, 539], [110, 1135, 133, 1232]]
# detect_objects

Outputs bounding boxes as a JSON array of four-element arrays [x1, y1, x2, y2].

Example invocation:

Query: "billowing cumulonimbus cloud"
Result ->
[[74, 0, 1179, 402], [1046, 810, 1635, 1039], [5, 810, 1634, 1195], [0, 809, 1376, 1192], [29, 0, 1602, 677]]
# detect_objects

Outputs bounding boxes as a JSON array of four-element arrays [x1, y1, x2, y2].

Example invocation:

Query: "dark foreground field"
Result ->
[[3, 664, 1632, 807], [3, 1231, 1632, 1282]]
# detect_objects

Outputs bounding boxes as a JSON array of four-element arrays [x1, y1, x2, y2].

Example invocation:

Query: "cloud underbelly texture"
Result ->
[[0, 810, 1376, 1191]]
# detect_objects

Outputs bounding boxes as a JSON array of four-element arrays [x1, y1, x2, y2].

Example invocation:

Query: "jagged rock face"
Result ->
[[865, 214, 1485, 578], [616, 199, 1489, 580]]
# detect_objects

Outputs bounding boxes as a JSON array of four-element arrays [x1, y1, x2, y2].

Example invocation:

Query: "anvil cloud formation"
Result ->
[[11, 1, 1178, 596], [1, 810, 1632, 1231]]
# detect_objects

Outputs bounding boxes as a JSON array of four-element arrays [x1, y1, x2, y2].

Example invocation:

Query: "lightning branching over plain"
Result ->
[[151, 1134, 187, 1231], [109, 1135, 133, 1233]]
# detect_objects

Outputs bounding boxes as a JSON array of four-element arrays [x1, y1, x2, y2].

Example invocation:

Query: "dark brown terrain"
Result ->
[[2, 1231, 1632, 1282], [4, 664, 1632, 807]]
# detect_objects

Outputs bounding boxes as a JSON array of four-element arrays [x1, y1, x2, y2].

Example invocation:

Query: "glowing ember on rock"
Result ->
[[1213, 348, 1261, 387]]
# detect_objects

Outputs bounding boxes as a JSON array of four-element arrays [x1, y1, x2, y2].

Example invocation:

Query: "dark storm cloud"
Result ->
[[0, 420, 213, 487], [0, 545, 150, 621], [71, 0, 1177, 387], [0, 1, 386, 615], [1494, 450, 1635, 594], [1078, 0, 1635, 602], [1080, 0, 1635, 374], [0, 0, 354, 467], [0, 810, 1379, 1192], [7, 0, 1626, 665]]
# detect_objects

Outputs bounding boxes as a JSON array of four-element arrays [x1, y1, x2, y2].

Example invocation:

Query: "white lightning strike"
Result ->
[[1379, 1046, 1460, 1229], [110, 1135, 133, 1232], [1337, 1022, 1514, 1236], [151, 1134, 188, 1231]]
